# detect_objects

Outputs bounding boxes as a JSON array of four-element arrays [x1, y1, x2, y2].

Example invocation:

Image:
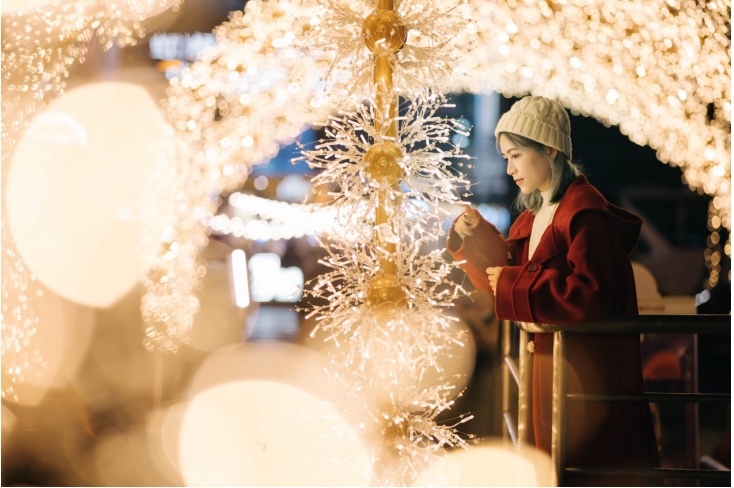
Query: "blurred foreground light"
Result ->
[[2, 282, 94, 406], [6, 81, 171, 307], [116, 0, 182, 21], [0, 0, 65, 13], [413, 441, 554, 486], [92, 420, 180, 486], [187, 342, 343, 404], [179, 380, 373, 486], [1, 405, 18, 436], [146, 402, 189, 486]]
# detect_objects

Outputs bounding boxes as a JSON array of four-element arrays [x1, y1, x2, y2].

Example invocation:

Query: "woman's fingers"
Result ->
[[486, 266, 503, 293]]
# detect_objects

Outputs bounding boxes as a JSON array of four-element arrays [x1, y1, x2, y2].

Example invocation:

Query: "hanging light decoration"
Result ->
[[293, 0, 480, 481], [297, 0, 476, 108]]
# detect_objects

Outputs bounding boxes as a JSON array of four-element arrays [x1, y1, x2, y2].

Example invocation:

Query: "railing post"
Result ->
[[501, 319, 512, 443], [518, 329, 533, 446], [551, 330, 568, 486]]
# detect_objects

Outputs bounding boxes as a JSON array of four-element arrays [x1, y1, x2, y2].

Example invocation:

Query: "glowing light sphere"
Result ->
[[93, 421, 178, 486], [413, 441, 553, 486], [146, 402, 189, 485], [187, 342, 345, 406], [6, 81, 171, 307], [179, 380, 373, 486]]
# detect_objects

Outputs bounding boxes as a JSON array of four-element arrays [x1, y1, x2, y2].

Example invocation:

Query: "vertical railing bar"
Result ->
[[518, 329, 531, 446], [503, 412, 519, 448], [501, 319, 512, 443], [551, 330, 568, 486]]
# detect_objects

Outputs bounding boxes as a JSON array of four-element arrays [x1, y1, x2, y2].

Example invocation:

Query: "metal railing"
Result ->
[[501, 314, 731, 486]]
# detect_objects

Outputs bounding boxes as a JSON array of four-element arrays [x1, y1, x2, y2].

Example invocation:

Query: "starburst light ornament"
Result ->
[[297, 0, 476, 108], [296, 0, 478, 483]]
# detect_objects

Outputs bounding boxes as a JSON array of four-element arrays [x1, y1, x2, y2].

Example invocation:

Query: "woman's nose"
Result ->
[[506, 162, 515, 175]]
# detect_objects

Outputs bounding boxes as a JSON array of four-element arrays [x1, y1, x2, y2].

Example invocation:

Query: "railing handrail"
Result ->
[[514, 313, 730, 335], [501, 313, 731, 485]]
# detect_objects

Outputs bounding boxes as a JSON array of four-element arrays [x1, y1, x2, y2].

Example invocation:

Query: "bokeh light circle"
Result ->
[[7, 81, 171, 307], [413, 441, 553, 486], [179, 380, 373, 486]]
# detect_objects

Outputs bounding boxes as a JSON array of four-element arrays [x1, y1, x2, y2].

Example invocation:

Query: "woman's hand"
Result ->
[[486, 266, 503, 294], [454, 204, 479, 239]]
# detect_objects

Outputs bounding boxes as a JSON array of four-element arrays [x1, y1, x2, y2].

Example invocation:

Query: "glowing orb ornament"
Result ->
[[6, 81, 171, 307]]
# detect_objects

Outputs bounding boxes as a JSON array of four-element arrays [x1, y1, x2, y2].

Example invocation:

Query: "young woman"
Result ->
[[447, 96, 659, 486]]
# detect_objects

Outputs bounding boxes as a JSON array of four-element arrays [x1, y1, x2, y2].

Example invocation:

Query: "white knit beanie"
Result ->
[[494, 96, 572, 159]]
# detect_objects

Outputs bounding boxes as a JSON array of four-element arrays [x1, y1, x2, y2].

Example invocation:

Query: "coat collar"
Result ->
[[507, 175, 593, 264]]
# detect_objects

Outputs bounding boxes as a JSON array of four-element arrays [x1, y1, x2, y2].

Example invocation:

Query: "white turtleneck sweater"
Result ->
[[528, 189, 559, 259]]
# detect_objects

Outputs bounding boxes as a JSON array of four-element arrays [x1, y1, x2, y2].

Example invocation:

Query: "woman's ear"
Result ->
[[545, 146, 558, 159]]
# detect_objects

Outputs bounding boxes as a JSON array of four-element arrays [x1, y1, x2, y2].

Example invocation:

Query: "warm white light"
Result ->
[[230, 249, 250, 308], [179, 380, 373, 486], [7, 81, 170, 307], [413, 441, 553, 486], [246, 253, 303, 303], [1, 0, 66, 13]]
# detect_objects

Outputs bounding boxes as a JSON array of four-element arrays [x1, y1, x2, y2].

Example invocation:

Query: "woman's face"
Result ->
[[499, 134, 553, 194]]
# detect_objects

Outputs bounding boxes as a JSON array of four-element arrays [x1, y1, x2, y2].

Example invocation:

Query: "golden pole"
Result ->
[[363, 0, 407, 308]]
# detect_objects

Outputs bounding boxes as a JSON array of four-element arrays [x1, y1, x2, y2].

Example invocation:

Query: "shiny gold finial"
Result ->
[[364, 141, 404, 185], [363, 9, 407, 54]]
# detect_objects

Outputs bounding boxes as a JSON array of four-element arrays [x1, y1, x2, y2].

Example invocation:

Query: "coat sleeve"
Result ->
[[494, 211, 632, 325], [446, 211, 510, 293]]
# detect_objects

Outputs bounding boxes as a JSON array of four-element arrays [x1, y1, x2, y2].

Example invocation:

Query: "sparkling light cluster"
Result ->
[[2, 0, 182, 154], [323, 321, 474, 482], [1, 0, 181, 398], [297, 0, 476, 107]]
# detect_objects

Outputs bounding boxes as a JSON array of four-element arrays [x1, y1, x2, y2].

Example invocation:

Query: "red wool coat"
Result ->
[[448, 175, 659, 485]]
